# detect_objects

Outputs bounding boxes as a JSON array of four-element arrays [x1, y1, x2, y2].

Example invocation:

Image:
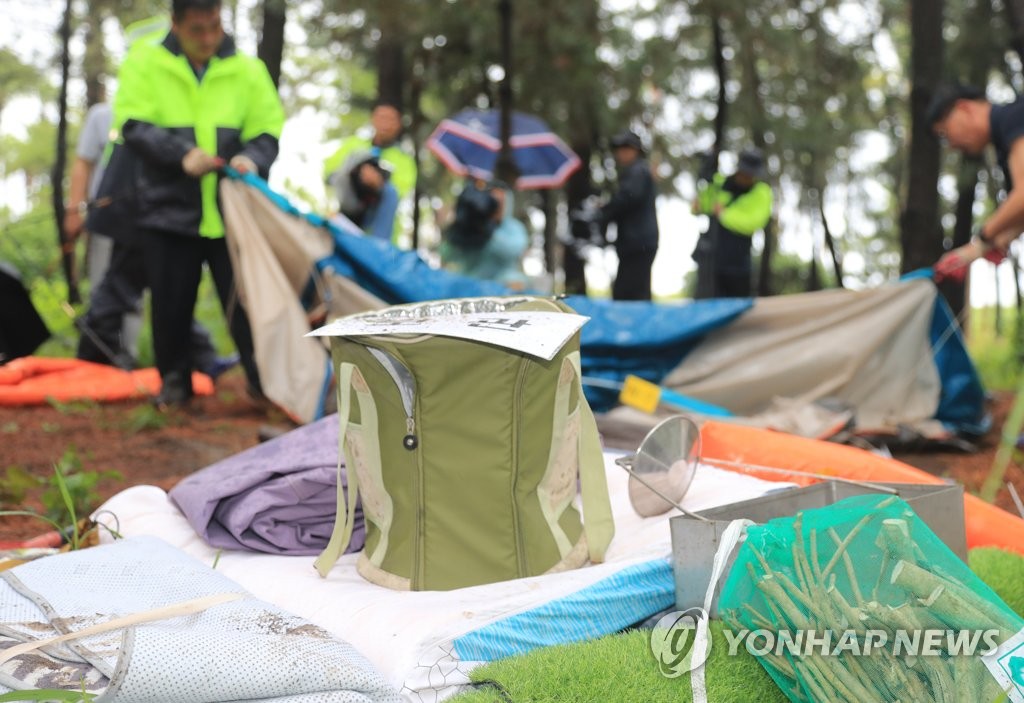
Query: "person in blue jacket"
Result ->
[[441, 179, 530, 289]]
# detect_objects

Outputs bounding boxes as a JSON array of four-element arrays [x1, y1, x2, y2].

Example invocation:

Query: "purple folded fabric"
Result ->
[[169, 414, 365, 556]]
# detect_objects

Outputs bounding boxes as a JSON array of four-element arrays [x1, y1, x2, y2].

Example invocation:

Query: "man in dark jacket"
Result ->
[[930, 84, 1020, 281], [600, 130, 659, 301], [113, 0, 284, 407]]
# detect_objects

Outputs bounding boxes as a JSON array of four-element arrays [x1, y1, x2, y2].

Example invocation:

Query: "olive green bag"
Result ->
[[313, 297, 615, 591]]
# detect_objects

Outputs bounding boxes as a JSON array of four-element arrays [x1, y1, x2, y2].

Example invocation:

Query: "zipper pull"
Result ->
[[403, 417, 418, 451]]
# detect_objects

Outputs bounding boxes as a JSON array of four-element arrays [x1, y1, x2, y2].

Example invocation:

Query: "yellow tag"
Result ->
[[619, 374, 662, 414]]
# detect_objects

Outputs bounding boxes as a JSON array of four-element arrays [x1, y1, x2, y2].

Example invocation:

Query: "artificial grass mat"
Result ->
[[449, 621, 787, 703], [448, 547, 1024, 702], [969, 546, 1024, 619]]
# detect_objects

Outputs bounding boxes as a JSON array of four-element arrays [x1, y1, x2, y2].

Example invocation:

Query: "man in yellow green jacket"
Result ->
[[691, 149, 773, 298], [113, 0, 284, 407], [323, 102, 417, 245]]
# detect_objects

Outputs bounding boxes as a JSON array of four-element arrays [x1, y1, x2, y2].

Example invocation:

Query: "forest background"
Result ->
[[2, 0, 1024, 392]]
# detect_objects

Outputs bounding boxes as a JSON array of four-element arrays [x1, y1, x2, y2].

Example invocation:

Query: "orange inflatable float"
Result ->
[[0, 356, 213, 406], [699, 420, 1024, 556]]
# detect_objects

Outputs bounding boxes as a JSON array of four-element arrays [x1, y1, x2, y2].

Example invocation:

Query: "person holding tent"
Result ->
[[323, 102, 417, 245], [930, 84, 1023, 281], [587, 130, 659, 301], [440, 179, 530, 289], [691, 148, 773, 299], [110, 0, 284, 408]]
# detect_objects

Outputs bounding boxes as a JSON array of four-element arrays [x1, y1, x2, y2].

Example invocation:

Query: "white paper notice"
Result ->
[[308, 311, 589, 361]]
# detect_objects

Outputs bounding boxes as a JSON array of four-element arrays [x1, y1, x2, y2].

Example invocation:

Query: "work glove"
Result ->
[[932, 231, 1004, 284], [983, 245, 1007, 265], [182, 147, 223, 178], [229, 154, 258, 175], [933, 248, 973, 284]]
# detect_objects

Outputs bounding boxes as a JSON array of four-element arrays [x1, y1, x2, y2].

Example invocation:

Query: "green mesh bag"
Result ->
[[717, 494, 1024, 702]]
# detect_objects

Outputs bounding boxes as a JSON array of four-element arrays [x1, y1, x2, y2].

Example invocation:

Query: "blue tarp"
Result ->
[[233, 172, 987, 432]]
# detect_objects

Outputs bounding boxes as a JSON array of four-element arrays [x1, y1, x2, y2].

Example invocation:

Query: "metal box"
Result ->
[[670, 481, 966, 615]]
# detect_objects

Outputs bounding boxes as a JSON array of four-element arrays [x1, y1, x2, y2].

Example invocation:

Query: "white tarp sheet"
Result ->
[[93, 453, 794, 702]]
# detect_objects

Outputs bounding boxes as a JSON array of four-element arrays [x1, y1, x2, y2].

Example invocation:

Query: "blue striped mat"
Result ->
[[452, 558, 675, 662]]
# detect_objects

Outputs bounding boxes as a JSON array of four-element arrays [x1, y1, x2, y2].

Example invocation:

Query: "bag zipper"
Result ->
[[367, 347, 418, 450], [366, 345, 425, 587]]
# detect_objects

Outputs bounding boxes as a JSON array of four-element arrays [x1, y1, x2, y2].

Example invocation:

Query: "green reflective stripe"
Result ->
[[568, 351, 615, 562], [123, 16, 170, 47]]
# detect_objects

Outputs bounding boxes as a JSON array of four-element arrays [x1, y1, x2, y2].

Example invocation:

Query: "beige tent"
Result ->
[[221, 179, 383, 422]]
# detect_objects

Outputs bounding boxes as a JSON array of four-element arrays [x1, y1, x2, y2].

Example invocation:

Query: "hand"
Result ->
[[229, 154, 257, 175], [357, 162, 385, 190], [63, 207, 84, 240], [182, 147, 222, 178], [933, 240, 985, 283]]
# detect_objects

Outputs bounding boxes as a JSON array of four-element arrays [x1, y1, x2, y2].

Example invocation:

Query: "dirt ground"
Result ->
[[0, 369, 284, 541], [2, 371, 1023, 541]]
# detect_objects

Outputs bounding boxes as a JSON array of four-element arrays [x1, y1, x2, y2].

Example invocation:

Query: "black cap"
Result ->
[[736, 148, 767, 179], [609, 130, 644, 152], [925, 84, 986, 125]]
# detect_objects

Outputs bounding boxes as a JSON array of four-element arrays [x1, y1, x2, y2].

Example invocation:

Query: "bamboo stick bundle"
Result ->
[[716, 496, 1021, 702]]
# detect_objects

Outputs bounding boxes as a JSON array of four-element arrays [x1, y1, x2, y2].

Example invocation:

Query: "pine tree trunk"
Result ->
[[83, 12, 107, 106], [900, 0, 945, 273], [376, 0, 404, 110], [819, 187, 844, 287], [53, 0, 79, 304], [257, 0, 286, 89]]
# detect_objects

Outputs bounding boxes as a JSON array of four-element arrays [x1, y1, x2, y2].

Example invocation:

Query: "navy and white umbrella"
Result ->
[[426, 108, 581, 189]]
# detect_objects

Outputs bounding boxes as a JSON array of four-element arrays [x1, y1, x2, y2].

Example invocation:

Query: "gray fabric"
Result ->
[[0, 537, 402, 702], [663, 279, 941, 434], [78, 102, 112, 201], [170, 414, 365, 556]]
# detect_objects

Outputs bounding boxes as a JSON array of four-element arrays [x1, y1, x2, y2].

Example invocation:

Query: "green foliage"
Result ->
[[970, 547, 1024, 620], [0, 46, 49, 115], [46, 397, 99, 415], [0, 465, 43, 507], [121, 404, 170, 433], [6, 119, 60, 183], [41, 448, 122, 529], [450, 622, 787, 703], [968, 307, 1024, 392]]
